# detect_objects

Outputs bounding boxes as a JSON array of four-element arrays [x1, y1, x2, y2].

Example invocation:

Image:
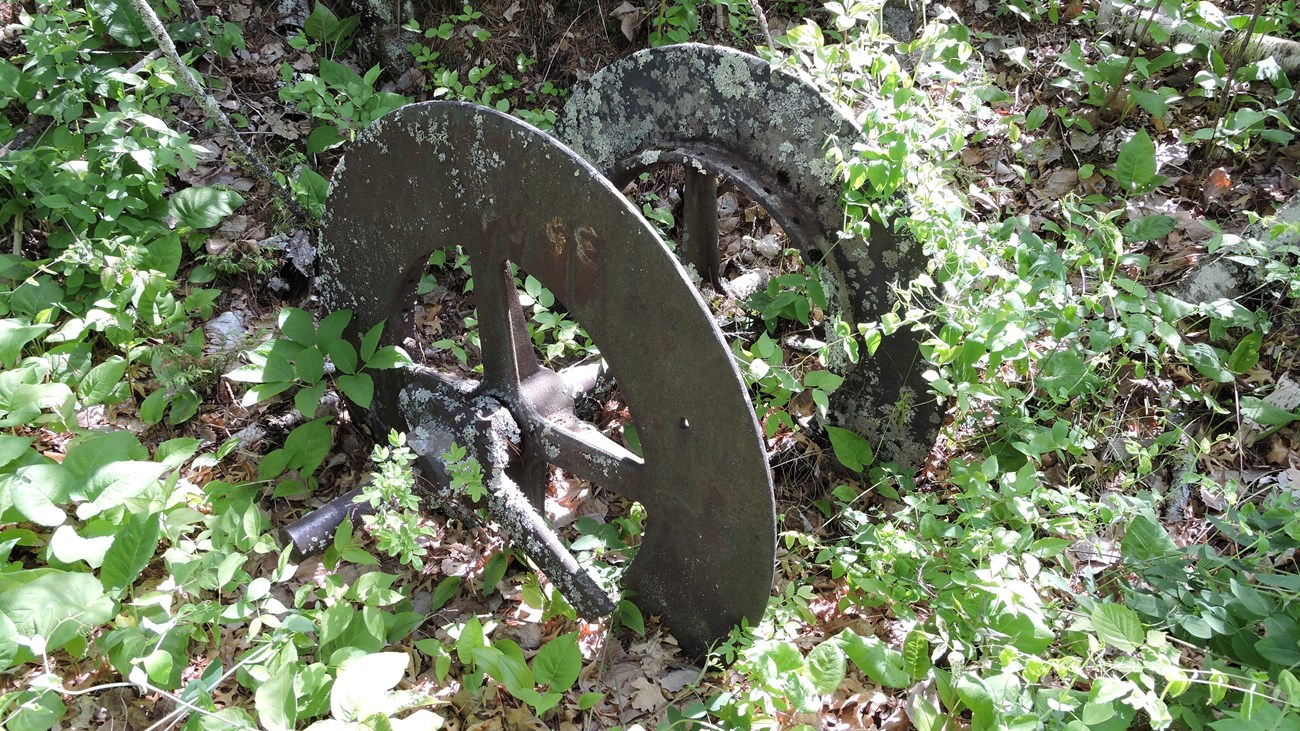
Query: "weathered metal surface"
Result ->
[[555, 43, 943, 473], [281, 486, 372, 560], [318, 101, 776, 659]]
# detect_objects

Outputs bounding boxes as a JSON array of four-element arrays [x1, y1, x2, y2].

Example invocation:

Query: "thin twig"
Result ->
[[749, 0, 775, 50], [1201, 0, 1267, 166], [1099, 0, 1163, 118], [125, 0, 310, 225]]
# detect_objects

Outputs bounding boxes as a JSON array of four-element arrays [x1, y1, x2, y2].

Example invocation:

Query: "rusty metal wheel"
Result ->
[[318, 101, 775, 658], [555, 43, 942, 472]]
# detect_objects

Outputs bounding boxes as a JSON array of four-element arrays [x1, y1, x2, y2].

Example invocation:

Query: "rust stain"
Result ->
[[546, 217, 567, 258]]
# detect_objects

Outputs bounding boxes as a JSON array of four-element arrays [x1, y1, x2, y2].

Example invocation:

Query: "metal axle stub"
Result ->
[[318, 101, 777, 659], [555, 44, 943, 473]]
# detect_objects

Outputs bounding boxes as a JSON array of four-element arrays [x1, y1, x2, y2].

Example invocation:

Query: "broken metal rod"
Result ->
[[280, 486, 373, 560], [682, 166, 722, 289], [278, 388, 617, 619]]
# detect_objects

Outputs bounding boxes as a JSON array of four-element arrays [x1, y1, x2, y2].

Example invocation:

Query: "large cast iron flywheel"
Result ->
[[555, 44, 942, 472], [317, 101, 775, 659]]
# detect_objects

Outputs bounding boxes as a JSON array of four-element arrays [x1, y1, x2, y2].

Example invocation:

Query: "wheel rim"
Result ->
[[318, 101, 776, 658], [555, 43, 943, 472]]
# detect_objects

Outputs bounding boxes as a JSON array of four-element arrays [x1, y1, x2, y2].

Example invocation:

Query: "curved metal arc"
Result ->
[[555, 43, 944, 474], [319, 101, 776, 660]]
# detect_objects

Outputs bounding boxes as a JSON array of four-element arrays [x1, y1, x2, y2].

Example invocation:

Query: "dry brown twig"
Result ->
[[125, 0, 311, 225]]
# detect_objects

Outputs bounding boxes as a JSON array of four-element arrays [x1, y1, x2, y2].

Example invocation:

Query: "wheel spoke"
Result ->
[[681, 166, 721, 288], [474, 257, 541, 395], [533, 416, 646, 502]]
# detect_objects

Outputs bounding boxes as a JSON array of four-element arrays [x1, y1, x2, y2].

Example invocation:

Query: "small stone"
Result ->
[[204, 311, 245, 353], [747, 233, 783, 259]]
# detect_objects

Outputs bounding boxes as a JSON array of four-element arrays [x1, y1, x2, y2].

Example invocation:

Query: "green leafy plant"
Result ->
[[292, 1, 360, 59], [278, 61, 409, 153], [355, 432, 437, 570], [224, 308, 411, 494], [448, 615, 585, 716]]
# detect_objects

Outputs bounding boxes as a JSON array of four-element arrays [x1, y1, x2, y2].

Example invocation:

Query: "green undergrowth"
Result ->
[[687, 2, 1300, 730], [2, 0, 1300, 730]]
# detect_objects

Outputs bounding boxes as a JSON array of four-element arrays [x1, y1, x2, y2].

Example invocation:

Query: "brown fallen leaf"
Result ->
[[628, 676, 664, 712], [1037, 168, 1078, 199], [1203, 167, 1233, 204], [610, 2, 643, 41]]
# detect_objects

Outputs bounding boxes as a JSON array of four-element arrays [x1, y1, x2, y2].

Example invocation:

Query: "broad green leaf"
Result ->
[[0, 320, 52, 368], [806, 641, 846, 695], [137, 388, 167, 425], [78, 356, 127, 405], [239, 382, 294, 407], [0, 611, 15, 670], [303, 0, 341, 40], [767, 641, 805, 675], [365, 345, 412, 370], [784, 672, 820, 714], [955, 675, 995, 727], [577, 692, 603, 710], [1091, 602, 1143, 652], [100, 511, 161, 594], [617, 599, 645, 636], [1278, 669, 1300, 709], [1038, 350, 1094, 397], [164, 381, 198, 422], [0, 435, 34, 470], [317, 310, 352, 344], [481, 551, 507, 593], [1122, 214, 1176, 243], [1130, 87, 1172, 117], [10, 277, 62, 318], [488, 640, 534, 699], [1227, 331, 1263, 374], [318, 58, 364, 88], [430, 576, 461, 611], [838, 632, 909, 688], [75, 459, 168, 519], [1121, 511, 1179, 563], [9, 463, 69, 526], [155, 438, 201, 471], [338, 373, 374, 409], [1113, 128, 1158, 194], [47, 525, 113, 568], [990, 604, 1055, 654], [283, 418, 334, 475], [3, 689, 65, 731], [902, 628, 932, 680], [307, 125, 346, 154], [825, 425, 874, 472], [1240, 397, 1299, 427], [331, 652, 409, 721], [295, 382, 326, 419], [1182, 342, 1233, 382], [0, 570, 115, 652], [86, 0, 147, 45], [455, 616, 486, 665], [279, 307, 317, 347], [803, 369, 843, 391], [327, 340, 359, 374], [1082, 699, 1116, 725], [168, 186, 244, 230], [143, 648, 174, 687], [256, 670, 298, 731], [360, 322, 385, 361], [295, 346, 326, 384], [1229, 577, 1273, 618], [532, 632, 581, 690]]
